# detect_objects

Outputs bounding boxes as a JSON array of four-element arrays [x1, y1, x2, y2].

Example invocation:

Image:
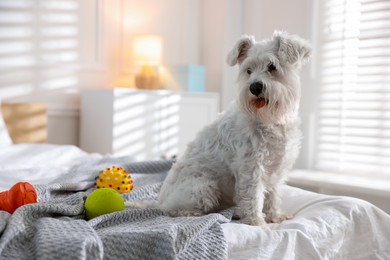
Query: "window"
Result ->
[[314, 0, 390, 177], [0, 0, 104, 100]]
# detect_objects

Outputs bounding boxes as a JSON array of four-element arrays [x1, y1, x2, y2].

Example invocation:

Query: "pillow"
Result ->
[[0, 103, 13, 146]]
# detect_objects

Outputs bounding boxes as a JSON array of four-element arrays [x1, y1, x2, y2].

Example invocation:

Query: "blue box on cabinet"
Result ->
[[163, 65, 205, 92]]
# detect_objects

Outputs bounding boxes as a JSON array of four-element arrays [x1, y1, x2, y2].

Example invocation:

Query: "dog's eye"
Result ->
[[246, 68, 252, 75], [268, 63, 277, 72]]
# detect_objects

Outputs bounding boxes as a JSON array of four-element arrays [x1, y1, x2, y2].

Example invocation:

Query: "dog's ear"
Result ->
[[273, 31, 311, 67], [227, 35, 255, 66]]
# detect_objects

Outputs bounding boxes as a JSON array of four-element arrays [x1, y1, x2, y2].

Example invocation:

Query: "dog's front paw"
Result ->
[[265, 213, 293, 223], [234, 206, 267, 227]]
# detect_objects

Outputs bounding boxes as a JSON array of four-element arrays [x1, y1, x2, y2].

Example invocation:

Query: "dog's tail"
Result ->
[[124, 200, 159, 209]]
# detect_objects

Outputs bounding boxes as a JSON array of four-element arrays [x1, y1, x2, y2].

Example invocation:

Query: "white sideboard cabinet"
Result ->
[[80, 88, 220, 160]]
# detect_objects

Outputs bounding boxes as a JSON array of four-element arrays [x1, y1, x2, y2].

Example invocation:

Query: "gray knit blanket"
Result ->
[[0, 158, 232, 260]]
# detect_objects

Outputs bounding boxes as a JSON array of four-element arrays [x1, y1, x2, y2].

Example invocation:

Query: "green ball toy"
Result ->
[[84, 188, 125, 220]]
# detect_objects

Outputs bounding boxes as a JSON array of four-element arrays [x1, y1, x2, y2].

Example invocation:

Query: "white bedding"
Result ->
[[0, 144, 102, 191], [1, 144, 389, 259], [224, 187, 390, 259]]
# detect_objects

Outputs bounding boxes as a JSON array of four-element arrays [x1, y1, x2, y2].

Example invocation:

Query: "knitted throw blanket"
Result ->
[[0, 159, 231, 260]]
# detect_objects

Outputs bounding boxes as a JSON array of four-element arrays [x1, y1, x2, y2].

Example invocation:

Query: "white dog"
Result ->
[[129, 31, 311, 227]]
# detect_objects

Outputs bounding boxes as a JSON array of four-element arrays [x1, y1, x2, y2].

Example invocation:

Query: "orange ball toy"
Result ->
[[0, 182, 37, 214]]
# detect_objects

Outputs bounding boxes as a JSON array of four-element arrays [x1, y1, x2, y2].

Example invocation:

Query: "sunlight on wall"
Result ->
[[112, 91, 180, 160], [0, 0, 80, 100]]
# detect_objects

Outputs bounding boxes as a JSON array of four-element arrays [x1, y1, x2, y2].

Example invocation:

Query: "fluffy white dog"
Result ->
[[130, 31, 311, 227]]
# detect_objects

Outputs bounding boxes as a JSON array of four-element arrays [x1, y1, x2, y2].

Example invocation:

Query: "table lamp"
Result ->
[[132, 35, 163, 89]]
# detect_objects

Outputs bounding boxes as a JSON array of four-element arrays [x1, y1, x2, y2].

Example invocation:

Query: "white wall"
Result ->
[[0, 0, 202, 145], [0, 0, 315, 146], [199, 0, 244, 109], [122, 0, 200, 67]]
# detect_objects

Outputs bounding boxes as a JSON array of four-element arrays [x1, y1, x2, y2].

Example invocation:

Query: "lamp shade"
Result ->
[[131, 35, 163, 66]]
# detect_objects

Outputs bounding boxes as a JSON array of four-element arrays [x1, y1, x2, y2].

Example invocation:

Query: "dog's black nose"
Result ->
[[249, 82, 264, 96]]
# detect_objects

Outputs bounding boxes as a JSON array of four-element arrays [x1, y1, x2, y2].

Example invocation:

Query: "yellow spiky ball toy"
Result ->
[[94, 166, 133, 193]]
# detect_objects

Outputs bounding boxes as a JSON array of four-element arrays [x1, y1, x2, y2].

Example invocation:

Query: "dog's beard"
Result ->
[[238, 80, 300, 125]]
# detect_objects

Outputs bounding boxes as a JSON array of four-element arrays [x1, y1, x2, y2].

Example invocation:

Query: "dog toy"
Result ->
[[0, 182, 37, 214], [94, 166, 133, 193], [84, 188, 125, 219]]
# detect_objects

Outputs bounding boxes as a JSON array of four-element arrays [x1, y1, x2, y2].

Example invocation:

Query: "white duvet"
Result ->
[[1, 144, 389, 259], [224, 186, 390, 259], [0, 144, 102, 192]]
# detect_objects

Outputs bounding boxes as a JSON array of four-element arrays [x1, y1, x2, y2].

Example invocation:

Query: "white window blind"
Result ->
[[315, 0, 390, 177], [0, 0, 88, 99]]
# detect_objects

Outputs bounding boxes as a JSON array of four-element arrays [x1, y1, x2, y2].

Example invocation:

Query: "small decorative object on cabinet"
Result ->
[[131, 35, 163, 89], [80, 88, 219, 160], [161, 65, 205, 92]]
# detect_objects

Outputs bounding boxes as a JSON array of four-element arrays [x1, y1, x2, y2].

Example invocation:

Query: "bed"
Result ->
[[1, 111, 390, 259]]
